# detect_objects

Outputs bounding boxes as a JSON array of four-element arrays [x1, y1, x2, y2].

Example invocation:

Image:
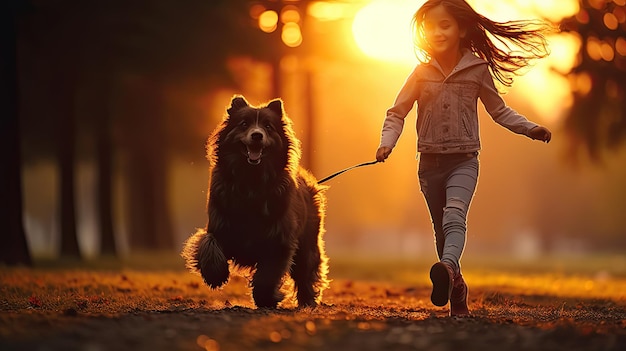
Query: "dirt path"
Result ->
[[1, 261, 625, 351]]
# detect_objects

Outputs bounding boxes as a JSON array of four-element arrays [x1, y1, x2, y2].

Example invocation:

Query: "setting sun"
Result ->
[[351, 0, 581, 121], [352, 0, 579, 63], [352, 0, 423, 63]]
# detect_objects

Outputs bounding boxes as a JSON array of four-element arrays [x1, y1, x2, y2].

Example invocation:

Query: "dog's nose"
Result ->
[[251, 132, 263, 141]]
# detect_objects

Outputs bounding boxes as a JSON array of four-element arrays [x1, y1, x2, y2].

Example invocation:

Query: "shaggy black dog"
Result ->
[[182, 95, 329, 308]]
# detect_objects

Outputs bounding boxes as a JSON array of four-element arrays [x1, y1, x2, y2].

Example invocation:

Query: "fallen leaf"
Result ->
[[28, 295, 41, 308]]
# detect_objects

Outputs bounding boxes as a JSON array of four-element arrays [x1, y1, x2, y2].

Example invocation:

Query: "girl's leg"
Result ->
[[418, 155, 479, 265], [419, 154, 478, 313], [440, 157, 479, 275], [439, 156, 478, 315], [418, 158, 446, 260]]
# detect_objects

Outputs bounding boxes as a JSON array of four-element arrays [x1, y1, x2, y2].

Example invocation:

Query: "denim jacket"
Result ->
[[379, 49, 539, 154]]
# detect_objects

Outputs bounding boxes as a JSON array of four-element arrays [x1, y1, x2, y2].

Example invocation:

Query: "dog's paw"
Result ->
[[297, 298, 318, 308], [253, 289, 285, 308]]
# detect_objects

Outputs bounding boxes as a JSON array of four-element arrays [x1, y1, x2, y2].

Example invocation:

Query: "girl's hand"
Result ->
[[529, 126, 552, 143], [376, 147, 392, 162]]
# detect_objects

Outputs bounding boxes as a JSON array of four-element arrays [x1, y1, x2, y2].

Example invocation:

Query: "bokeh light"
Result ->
[[600, 40, 615, 61], [196, 335, 219, 351], [281, 6, 301, 24], [603, 12, 619, 30], [589, 0, 607, 10], [616, 37, 626, 56], [259, 10, 278, 33], [282, 22, 302, 47], [571, 72, 593, 95]]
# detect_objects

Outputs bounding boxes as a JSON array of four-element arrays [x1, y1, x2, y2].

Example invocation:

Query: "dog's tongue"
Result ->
[[247, 146, 263, 162]]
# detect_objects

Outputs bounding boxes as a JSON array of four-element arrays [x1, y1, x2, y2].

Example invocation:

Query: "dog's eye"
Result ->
[[264, 123, 273, 130], [239, 121, 248, 128]]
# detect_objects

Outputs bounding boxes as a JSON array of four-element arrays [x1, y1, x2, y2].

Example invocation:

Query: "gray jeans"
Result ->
[[418, 152, 479, 276]]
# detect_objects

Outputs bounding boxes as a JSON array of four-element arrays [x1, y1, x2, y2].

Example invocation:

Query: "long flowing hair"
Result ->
[[412, 0, 552, 87]]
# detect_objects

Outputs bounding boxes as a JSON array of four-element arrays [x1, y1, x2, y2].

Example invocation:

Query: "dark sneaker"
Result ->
[[429, 262, 453, 307], [450, 274, 470, 317]]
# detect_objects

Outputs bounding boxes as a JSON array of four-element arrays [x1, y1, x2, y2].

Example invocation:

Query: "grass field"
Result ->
[[1, 253, 625, 350]]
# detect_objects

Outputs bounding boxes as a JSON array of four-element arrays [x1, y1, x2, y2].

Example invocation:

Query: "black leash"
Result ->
[[317, 160, 380, 184]]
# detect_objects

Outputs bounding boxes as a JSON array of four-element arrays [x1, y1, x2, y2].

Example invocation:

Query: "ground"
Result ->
[[1, 254, 625, 351]]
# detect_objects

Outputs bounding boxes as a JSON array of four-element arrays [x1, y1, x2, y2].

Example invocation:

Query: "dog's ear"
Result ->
[[228, 96, 249, 115], [267, 99, 283, 117]]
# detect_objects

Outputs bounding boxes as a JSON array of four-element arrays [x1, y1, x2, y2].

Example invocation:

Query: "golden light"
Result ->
[[571, 72, 593, 96], [515, 32, 580, 120], [259, 10, 279, 33], [604, 12, 619, 30], [308, 1, 346, 21], [351, 0, 583, 122], [478, 0, 579, 22], [616, 37, 626, 56], [281, 6, 301, 24], [600, 41, 615, 61], [352, 0, 422, 63], [576, 10, 590, 24], [589, 0, 607, 10], [587, 37, 604, 61], [196, 335, 219, 351], [282, 22, 303, 47], [543, 33, 581, 76], [525, 0, 579, 22]]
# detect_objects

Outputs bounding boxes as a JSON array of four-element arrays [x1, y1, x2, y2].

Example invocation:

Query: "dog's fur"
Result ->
[[181, 95, 329, 308]]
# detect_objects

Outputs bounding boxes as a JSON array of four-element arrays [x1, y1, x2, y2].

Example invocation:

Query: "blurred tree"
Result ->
[[55, 25, 82, 259], [17, 0, 84, 259], [0, 0, 32, 266], [105, 0, 274, 251], [19, 0, 276, 255], [32, 1, 83, 259], [560, 0, 626, 159], [88, 67, 116, 256]]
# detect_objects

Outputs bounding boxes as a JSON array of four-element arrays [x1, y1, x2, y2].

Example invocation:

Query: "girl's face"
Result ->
[[422, 4, 465, 59]]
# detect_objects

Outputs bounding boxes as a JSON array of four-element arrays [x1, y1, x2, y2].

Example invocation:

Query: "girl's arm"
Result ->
[[478, 66, 540, 137], [379, 68, 421, 151]]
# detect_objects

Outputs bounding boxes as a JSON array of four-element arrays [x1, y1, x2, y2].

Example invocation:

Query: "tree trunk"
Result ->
[[0, 2, 31, 266], [96, 75, 117, 256], [57, 96, 81, 258], [123, 77, 174, 251], [55, 53, 81, 259]]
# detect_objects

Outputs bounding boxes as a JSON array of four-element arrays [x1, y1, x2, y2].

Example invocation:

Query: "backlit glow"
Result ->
[[352, 0, 421, 63], [308, 1, 347, 21], [352, 0, 579, 62], [351, 0, 582, 122]]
